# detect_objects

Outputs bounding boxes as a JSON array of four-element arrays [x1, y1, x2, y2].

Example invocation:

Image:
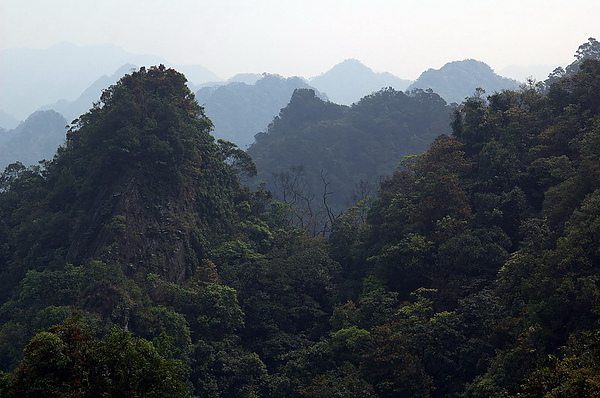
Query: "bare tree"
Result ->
[[271, 166, 341, 236]]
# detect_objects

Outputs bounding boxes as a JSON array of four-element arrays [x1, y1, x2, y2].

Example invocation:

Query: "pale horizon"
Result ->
[[1, 0, 598, 82]]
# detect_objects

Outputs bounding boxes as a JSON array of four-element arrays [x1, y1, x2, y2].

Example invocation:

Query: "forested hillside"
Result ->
[[248, 86, 452, 230], [0, 48, 599, 397]]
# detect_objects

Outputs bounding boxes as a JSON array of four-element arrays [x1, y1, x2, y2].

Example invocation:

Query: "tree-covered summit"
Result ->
[[247, 86, 452, 229], [1, 65, 252, 283]]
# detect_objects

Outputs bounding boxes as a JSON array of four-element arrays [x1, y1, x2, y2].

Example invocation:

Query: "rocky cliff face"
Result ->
[[65, 173, 208, 282]]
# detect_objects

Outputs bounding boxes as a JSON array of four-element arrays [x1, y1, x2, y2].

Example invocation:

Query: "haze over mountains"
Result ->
[[409, 59, 520, 104], [1, 34, 600, 396], [39, 64, 138, 124], [195, 74, 327, 149], [0, 110, 67, 171], [1, 43, 534, 122], [0, 42, 221, 121], [0, 42, 552, 169], [308, 59, 413, 105]]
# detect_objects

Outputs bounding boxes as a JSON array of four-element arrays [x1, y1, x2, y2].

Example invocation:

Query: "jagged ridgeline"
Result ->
[[1, 65, 254, 283]]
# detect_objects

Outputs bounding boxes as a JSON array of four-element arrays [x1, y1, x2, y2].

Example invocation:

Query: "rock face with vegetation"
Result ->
[[1, 41, 600, 397], [0, 66, 264, 396]]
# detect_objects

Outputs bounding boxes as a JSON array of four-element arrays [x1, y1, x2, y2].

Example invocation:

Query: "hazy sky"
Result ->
[[1, 0, 598, 80]]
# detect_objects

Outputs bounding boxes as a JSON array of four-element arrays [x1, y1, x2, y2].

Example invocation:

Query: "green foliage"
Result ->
[[324, 45, 600, 396], [300, 362, 376, 398], [211, 231, 339, 371], [518, 331, 600, 397], [4, 317, 189, 397], [0, 65, 266, 395]]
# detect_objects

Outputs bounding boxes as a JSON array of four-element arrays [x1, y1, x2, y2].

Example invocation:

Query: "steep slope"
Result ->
[[408, 59, 520, 104], [0, 110, 67, 170], [310, 59, 412, 105], [0, 65, 337, 396], [196, 74, 325, 148]]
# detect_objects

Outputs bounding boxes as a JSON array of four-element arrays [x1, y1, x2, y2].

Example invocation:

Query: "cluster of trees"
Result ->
[[321, 57, 600, 396], [0, 40, 599, 396]]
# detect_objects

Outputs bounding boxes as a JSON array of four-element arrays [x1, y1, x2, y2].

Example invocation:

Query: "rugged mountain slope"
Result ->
[[0, 66, 250, 287], [0, 65, 337, 396], [1, 43, 600, 397], [408, 59, 519, 104], [310, 59, 412, 105]]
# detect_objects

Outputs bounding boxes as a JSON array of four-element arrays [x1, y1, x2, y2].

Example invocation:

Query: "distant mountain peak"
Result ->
[[0, 109, 67, 170], [330, 58, 372, 71], [309, 59, 412, 105], [194, 73, 325, 148], [409, 59, 519, 104], [0, 44, 219, 120]]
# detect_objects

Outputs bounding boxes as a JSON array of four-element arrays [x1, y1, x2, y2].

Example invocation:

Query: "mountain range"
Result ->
[[0, 42, 221, 121], [39, 64, 138, 124], [0, 42, 538, 169], [195, 74, 327, 148]]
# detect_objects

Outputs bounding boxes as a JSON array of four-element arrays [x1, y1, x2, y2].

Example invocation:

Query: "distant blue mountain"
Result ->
[[309, 59, 412, 105], [0, 110, 67, 170], [0, 42, 220, 121], [41, 64, 137, 123], [408, 59, 520, 104], [196, 74, 326, 148]]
